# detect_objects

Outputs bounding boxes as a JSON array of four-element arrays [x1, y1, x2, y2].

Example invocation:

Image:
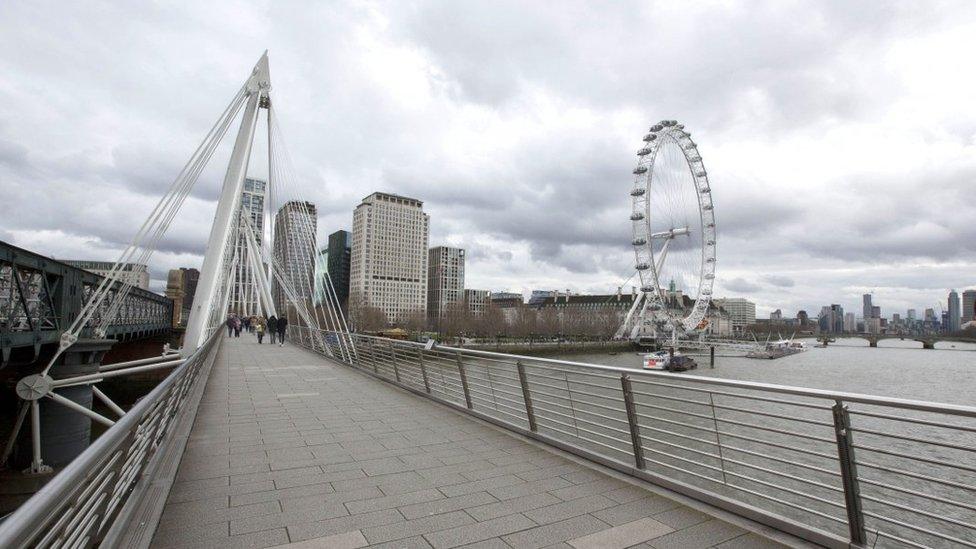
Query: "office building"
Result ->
[[907, 308, 917, 321], [321, 230, 352, 308], [769, 309, 783, 322], [831, 304, 844, 333], [427, 246, 465, 325], [796, 310, 810, 327], [962, 290, 976, 324], [712, 298, 756, 333], [464, 289, 490, 316], [226, 177, 266, 315], [862, 294, 873, 324], [528, 290, 557, 307], [948, 289, 961, 333], [63, 260, 150, 290], [165, 267, 199, 327], [844, 312, 855, 333], [272, 200, 318, 311], [349, 192, 429, 325]]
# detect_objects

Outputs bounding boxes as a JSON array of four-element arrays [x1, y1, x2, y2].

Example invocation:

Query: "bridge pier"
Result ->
[[922, 341, 935, 350], [869, 340, 878, 348], [37, 339, 115, 468]]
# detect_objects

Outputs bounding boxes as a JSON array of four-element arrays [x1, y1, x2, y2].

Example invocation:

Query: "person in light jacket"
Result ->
[[255, 317, 266, 344]]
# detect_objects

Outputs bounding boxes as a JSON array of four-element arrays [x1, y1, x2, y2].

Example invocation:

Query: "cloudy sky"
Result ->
[[1, 0, 975, 318]]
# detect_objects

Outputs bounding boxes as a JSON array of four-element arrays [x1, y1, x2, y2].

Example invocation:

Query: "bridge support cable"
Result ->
[[38, 83, 249, 374], [184, 54, 271, 351], [268, 105, 356, 360], [6, 67, 253, 473], [265, 105, 354, 361], [240, 216, 277, 318], [97, 86, 249, 331], [239, 212, 333, 358]]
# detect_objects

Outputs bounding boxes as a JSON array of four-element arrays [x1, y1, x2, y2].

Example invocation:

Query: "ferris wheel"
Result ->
[[616, 120, 716, 342]]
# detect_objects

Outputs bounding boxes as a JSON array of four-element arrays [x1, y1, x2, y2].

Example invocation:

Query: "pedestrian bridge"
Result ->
[[2, 331, 975, 549]]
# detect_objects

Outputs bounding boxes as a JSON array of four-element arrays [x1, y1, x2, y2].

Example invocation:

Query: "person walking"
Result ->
[[277, 316, 288, 346], [226, 315, 235, 337], [233, 316, 241, 337], [267, 315, 278, 344], [255, 317, 265, 344], [243, 316, 251, 333]]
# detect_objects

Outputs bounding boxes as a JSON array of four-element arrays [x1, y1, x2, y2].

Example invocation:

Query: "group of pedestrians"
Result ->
[[225, 313, 288, 346]]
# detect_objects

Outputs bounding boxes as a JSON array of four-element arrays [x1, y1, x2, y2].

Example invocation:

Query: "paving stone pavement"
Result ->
[[151, 336, 791, 549]]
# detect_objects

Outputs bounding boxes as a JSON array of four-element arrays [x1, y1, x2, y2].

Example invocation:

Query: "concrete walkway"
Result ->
[[151, 335, 791, 549]]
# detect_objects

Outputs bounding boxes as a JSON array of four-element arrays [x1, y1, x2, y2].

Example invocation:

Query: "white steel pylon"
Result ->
[[184, 52, 272, 353]]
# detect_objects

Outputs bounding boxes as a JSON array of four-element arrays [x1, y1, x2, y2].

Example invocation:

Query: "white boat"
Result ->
[[747, 337, 807, 359], [643, 351, 697, 371]]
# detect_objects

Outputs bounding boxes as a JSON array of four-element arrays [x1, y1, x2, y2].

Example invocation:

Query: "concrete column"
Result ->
[[39, 339, 115, 467]]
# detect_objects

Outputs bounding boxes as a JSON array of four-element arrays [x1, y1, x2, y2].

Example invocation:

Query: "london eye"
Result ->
[[618, 120, 716, 342]]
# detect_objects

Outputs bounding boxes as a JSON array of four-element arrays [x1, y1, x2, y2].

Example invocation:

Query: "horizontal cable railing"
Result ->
[[0, 330, 222, 549], [293, 327, 976, 549]]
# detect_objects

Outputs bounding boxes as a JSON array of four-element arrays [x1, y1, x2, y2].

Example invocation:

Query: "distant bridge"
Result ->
[[816, 333, 976, 349], [0, 240, 173, 366]]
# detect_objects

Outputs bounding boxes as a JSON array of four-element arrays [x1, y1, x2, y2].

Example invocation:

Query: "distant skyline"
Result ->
[[1, 2, 975, 317]]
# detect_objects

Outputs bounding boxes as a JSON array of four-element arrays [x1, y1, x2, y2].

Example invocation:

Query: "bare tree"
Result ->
[[349, 296, 388, 332], [537, 307, 560, 337], [477, 304, 507, 338], [402, 308, 427, 332]]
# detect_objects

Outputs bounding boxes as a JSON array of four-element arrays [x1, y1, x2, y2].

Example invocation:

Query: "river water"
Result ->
[[541, 338, 976, 406]]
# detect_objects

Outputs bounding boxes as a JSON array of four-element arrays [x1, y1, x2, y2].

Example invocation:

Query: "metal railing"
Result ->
[[294, 328, 976, 549], [0, 330, 222, 548]]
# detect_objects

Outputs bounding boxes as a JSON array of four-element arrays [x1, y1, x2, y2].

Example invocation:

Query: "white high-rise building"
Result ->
[[712, 298, 756, 333], [350, 192, 429, 325], [229, 177, 266, 315], [428, 246, 465, 325], [272, 200, 317, 312]]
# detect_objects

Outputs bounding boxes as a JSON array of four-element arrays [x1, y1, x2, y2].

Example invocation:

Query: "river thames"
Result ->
[[543, 338, 976, 405]]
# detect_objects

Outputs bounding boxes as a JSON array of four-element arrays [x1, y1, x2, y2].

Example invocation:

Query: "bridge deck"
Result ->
[[151, 335, 790, 549]]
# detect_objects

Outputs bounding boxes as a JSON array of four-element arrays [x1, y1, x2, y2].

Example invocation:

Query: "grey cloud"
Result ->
[[763, 275, 795, 288], [724, 277, 763, 294], [1, 1, 974, 315]]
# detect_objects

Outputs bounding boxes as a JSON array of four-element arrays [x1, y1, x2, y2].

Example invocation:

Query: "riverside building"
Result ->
[[272, 200, 318, 311], [427, 246, 465, 325], [350, 192, 429, 324]]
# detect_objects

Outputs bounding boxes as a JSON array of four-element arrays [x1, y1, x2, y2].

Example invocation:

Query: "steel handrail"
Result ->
[[295, 330, 976, 549], [352, 333, 976, 418], [0, 330, 221, 548]]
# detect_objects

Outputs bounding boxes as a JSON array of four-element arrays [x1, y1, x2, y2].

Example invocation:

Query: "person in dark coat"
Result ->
[[233, 316, 241, 337], [267, 315, 278, 344], [226, 315, 235, 337], [277, 316, 288, 346]]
